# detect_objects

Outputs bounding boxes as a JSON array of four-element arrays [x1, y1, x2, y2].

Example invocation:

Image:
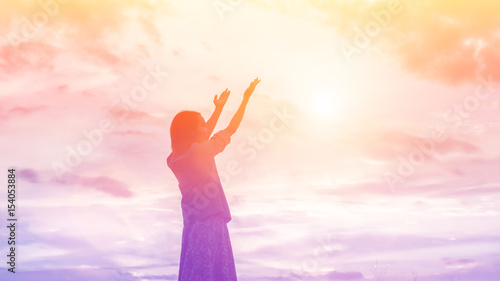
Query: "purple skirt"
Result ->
[[178, 215, 238, 281]]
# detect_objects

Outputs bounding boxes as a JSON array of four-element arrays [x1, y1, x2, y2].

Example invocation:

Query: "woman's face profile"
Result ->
[[193, 115, 209, 143]]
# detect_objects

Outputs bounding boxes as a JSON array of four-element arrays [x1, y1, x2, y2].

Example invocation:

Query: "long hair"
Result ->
[[170, 110, 202, 155]]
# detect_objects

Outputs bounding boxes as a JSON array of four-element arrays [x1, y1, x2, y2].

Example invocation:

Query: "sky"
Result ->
[[1, 0, 500, 280]]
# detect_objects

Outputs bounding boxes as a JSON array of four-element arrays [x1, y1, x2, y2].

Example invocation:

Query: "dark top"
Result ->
[[167, 129, 232, 226]]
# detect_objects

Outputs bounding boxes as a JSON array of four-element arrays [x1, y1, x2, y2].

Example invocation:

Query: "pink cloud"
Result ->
[[78, 46, 124, 67], [0, 41, 57, 74], [111, 130, 151, 136], [17, 168, 39, 183], [54, 174, 133, 198], [442, 257, 476, 266], [349, 128, 481, 162], [323, 270, 364, 280], [8, 105, 47, 115], [76, 176, 134, 197], [108, 108, 153, 122]]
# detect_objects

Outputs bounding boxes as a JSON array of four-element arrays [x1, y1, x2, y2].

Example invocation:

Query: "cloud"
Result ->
[[0, 268, 140, 281], [54, 174, 134, 197], [337, 0, 500, 84], [139, 274, 177, 280], [253, 0, 500, 84], [77, 176, 134, 197], [408, 257, 500, 281], [77, 46, 124, 67], [0, 41, 57, 74], [8, 105, 48, 115], [289, 270, 365, 281], [0, 0, 173, 75], [111, 129, 151, 136], [323, 270, 364, 280], [442, 257, 476, 267], [17, 168, 39, 183], [354, 128, 482, 161], [108, 108, 153, 122]]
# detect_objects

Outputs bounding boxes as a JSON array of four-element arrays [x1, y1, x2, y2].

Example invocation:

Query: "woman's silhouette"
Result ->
[[167, 78, 261, 281]]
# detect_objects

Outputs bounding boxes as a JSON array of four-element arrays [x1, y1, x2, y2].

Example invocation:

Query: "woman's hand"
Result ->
[[243, 77, 261, 100], [213, 88, 230, 108], [223, 77, 261, 136]]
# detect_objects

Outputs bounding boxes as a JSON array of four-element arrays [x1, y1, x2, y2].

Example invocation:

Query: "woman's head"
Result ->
[[170, 111, 209, 154]]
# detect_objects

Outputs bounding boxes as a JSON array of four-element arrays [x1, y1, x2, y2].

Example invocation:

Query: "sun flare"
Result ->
[[310, 91, 342, 118]]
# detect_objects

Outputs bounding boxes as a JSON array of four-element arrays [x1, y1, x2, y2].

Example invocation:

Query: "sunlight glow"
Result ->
[[310, 90, 342, 118]]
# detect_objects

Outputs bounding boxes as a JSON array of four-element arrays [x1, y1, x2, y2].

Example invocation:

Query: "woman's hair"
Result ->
[[170, 110, 203, 155]]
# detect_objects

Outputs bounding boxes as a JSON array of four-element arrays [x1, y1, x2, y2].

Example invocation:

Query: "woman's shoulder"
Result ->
[[167, 144, 201, 164], [167, 150, 189, 165]]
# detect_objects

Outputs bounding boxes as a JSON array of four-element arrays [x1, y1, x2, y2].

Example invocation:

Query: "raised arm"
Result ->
[[225, 77, 261, 136], [206, 88, 230, 136]]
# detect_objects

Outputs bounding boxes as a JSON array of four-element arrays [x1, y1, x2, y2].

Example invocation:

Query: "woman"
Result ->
[[167, 78, 261, 281]]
